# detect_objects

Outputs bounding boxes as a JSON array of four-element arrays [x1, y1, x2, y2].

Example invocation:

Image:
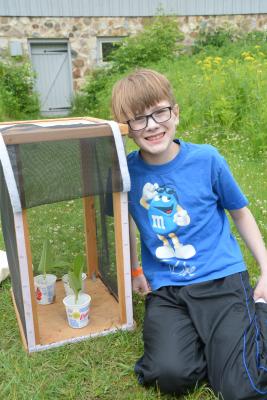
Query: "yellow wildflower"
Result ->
[[214, 57, 222, 64], [244, 56, 255, 62], [241, 51, 251, 58], [203, 63, 212, 69]]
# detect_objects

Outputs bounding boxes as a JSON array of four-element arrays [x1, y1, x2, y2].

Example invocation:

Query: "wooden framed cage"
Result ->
[[0, 117, 134, 352]]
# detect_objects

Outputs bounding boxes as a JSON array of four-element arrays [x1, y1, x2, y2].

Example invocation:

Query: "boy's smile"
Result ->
[[145, 132, 165, 142], [129, 101, 180, 165]]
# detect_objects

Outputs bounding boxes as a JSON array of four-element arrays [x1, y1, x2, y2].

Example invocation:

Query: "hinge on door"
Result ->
[[48, 107, 71, 110]]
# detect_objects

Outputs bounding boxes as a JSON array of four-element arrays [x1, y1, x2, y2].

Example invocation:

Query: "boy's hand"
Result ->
[[142, 183, 158, 201], [254, 273, 267, 302], [132, 274, 151, 295], [173, 209, 190, 226]]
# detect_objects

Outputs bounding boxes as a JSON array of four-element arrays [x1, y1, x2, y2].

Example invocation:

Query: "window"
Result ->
[[97, 37, 124, 63]]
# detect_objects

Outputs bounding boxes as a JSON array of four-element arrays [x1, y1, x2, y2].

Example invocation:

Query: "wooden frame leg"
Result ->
[[112, 192, 127, 324], [22, 209, 40, 345]]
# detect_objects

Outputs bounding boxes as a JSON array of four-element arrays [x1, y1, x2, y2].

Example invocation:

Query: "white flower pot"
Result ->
[[34, 274, 57, 305], [63, 293, 91, 329], [62, 273, 87, 296]]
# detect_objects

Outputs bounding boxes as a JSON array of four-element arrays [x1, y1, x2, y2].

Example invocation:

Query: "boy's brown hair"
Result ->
[[111, 69, 176, 123]]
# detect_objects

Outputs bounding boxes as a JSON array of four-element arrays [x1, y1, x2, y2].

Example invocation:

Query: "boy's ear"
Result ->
[[173, 104, 179, 126], [128, 129, 134, 139]]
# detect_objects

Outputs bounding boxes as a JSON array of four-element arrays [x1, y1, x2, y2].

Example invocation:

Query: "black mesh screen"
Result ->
[[0, 164, 27, 340], [5, 124, 124, 209], [95, 194, 118, 297]]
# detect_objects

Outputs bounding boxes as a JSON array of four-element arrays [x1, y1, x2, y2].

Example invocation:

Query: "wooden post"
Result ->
[[22, 209, 40, 345], [112, 192, 127, 324], [83, 196, 99, 279]]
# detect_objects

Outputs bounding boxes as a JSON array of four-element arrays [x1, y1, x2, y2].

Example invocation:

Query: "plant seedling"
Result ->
[[37, 239, 67, 280], [38, 239, 52, 280], [68, 255, 85, 303]]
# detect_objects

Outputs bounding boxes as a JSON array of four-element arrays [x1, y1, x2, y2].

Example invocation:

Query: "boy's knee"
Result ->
[[135, 351, 206, 394], [154, 362, 203, 394]]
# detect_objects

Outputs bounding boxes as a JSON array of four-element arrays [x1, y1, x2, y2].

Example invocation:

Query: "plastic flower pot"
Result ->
[[63, 293, 91, 329], [62, 272, 87, 296], [34, 274, 57, 305]]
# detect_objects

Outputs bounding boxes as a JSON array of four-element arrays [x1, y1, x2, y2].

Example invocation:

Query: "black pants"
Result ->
[[135, 272, 267, 400]]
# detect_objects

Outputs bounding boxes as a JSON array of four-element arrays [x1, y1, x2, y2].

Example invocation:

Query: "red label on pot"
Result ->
[[36, 287, 42, 301]]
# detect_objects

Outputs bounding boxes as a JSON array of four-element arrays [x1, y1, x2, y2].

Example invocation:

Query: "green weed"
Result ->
[[0, 56, 40, 121], [71, 16, 184, 117]]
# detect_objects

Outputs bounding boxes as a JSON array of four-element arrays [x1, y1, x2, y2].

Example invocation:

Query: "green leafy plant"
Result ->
[[71, 16, 184, 117], [38, 239, 52, 279], [193, 24, 239, 53], [68, 255, 85, 303], [0, 56, 40, 121], [37, 239, 66, 280], [108, 16, 184, 73]]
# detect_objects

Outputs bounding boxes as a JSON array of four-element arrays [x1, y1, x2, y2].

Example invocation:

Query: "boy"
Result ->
[[111, 69, 267, 400]]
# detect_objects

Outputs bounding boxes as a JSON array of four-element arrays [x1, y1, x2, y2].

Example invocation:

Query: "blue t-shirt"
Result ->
[[127, 140, 248, 291]]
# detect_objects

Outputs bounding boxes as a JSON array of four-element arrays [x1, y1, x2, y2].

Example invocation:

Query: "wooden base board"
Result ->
[[12, 278, 129, 351], [36, 278, 121, 346]]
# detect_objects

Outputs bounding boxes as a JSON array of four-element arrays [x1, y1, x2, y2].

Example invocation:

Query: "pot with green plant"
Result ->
[[62, 271, 87, 296], [63, 255, 91, 329], [34, 239, 57, 305]]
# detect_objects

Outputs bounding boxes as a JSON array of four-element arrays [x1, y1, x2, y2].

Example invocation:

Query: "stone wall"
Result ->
[[0, 14, 267, 91]]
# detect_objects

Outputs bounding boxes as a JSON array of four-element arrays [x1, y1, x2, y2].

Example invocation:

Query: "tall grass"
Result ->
[[168, 47, 267, 154]]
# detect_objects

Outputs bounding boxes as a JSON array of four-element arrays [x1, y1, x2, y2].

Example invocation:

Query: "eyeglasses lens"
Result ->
[[128, 107, 171, 131]]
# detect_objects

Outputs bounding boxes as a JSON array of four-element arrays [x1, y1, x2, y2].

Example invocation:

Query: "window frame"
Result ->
[[97, 36, 125, 64]]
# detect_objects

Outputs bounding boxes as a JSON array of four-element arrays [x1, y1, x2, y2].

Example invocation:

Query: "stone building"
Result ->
[[0, 0, 266, 115]]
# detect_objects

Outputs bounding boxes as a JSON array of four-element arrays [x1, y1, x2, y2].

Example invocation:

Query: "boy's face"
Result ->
[[128, 100, 179, 164]]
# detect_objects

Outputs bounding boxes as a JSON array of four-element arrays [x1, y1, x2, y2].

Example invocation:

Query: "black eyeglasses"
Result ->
[[127, 106, 173, 132]]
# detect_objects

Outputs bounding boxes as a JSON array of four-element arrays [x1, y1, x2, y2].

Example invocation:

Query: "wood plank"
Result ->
[[2, 124, 114, 144], [36, 278, 120, 345], [0, 117, 128, 139], [112, 192, 127, 324], [10, 289, 29, 352], [22, 210, 41, 344]]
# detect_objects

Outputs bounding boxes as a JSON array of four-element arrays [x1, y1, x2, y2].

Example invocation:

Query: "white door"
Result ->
[[30, 42, 73, 116]]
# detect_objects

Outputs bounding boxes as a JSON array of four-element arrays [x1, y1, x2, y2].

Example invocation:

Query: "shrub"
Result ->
[[193, 24, 240, 53], [71, 68, 112, 117], [108, 16, 184, 73], [0, 57, 40, 120], [71, 17, 184, 116]]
